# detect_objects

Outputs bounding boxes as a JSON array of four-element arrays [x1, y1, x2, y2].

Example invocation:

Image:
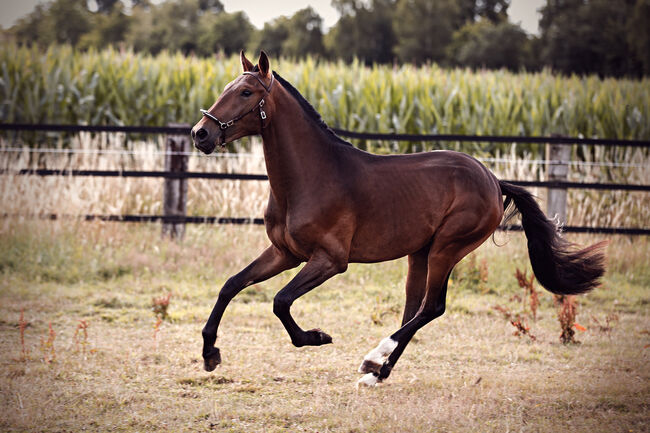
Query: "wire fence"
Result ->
[[1, 123, 648, 236]]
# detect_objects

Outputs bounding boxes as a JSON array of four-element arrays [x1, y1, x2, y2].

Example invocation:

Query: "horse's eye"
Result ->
[[241, 89, 252, 97]]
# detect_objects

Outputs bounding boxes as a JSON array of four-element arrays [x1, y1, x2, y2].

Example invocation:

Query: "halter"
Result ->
[[200, 72, 274, 130]]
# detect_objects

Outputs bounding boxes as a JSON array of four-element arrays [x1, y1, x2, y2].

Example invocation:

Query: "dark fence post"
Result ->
[[546, 140, 571, 225], [162, 123, 191, 239]]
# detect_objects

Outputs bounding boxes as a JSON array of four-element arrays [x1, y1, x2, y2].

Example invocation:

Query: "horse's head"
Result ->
[[191, 51, 275, 154]]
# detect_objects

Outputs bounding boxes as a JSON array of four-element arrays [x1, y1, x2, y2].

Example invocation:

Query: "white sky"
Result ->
[[0, 0, 546, 34]]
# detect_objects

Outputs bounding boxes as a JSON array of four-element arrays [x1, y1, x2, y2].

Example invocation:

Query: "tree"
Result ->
[[539, 0, 640, 76], [281, 7, 325, 57], [449, 20, 531, 70], [94, 0, 121, 14], [248, 16, 290, 58], [197, 11, 253, 56], [627, 0, 650, 75], [326, 0, 396, 64], [393, 0, 460, 64], [458, 0, 511, 23], [125, 0, 205, 54], [249, 7, 325, 58], [80, 2, 131, 49], [11, 0, 92, 47]]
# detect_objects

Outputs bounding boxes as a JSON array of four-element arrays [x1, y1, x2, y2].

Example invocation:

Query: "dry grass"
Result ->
[[1, 137, 648, 228], [0, 221, 648, 433]]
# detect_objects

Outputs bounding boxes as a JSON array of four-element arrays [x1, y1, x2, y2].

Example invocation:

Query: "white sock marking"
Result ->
[[364, 337, 398, 365], [357, 373, 380, 388]]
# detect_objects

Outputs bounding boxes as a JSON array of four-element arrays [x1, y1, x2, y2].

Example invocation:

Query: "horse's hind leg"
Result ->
[[358, 246, 429, 375], [357, 253, 454, 387], [401, 245, 431, 326], [358, 232, 491, 387]]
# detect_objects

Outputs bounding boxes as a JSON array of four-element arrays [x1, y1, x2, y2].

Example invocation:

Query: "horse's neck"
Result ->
[[260, 94, 342, 205]]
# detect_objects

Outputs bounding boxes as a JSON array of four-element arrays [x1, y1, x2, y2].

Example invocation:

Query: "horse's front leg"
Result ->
[[273, 252, 346, 347], [202, 245, 299, 371]]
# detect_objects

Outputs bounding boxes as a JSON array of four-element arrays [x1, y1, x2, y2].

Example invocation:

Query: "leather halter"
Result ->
[[200, 72, 274, 130]]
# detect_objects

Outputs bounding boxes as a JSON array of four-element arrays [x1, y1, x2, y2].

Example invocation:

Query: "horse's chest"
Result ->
[[264, 205, 312, 261]]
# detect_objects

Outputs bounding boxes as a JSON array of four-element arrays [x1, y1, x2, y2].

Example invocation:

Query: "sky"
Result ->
[[0, 0, 546, 34]]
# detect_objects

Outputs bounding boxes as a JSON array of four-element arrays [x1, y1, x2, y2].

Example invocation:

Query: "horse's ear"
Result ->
[[240, 50, 254, 72], [258, 51, 270, 77]]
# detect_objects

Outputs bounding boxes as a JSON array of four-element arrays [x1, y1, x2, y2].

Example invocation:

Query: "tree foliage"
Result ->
[[4, 0, 649, 76]]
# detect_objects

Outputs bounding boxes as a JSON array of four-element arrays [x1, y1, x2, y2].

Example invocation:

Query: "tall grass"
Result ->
[[1, 137, 647, 227], [1, 44, 649, 155]]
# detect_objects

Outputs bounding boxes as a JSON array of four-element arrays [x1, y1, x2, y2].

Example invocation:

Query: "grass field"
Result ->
[[0, 220, 648, 432]]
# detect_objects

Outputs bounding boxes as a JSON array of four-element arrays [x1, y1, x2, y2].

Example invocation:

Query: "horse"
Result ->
[[191, 51, 605, 387]]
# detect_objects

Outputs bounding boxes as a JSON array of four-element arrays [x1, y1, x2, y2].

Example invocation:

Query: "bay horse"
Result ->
[[191, 51, 605, 387]]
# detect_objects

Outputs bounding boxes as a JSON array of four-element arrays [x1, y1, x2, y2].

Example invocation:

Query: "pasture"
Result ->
[[1, 46, 649, 432], [0, 220, 648, 432]]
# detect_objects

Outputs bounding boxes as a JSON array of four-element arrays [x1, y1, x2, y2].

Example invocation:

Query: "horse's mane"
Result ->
[[271, 71, 352, 147]]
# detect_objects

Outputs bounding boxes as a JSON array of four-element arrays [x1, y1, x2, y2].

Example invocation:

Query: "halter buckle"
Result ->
[[260, 110, 267, 120]]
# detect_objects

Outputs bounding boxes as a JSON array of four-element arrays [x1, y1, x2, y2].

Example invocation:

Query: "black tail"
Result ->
[[499, 181, 606, 295]]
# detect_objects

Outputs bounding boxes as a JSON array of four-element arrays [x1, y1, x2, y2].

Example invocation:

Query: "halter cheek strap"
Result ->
[[200, 72, 274, 130]]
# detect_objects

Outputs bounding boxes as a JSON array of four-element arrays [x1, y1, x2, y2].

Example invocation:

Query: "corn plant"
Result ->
[[2, 43, 649, 157]]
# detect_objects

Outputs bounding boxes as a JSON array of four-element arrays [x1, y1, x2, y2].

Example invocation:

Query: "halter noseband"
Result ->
[[200, 72, 274, 130]]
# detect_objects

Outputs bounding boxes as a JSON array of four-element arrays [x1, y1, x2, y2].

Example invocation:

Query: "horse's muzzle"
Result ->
[[191, 127, 223, 154]]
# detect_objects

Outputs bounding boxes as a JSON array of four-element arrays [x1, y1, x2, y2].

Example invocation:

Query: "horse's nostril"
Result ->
[[191, 129, 196, 139], [196, 128, 208, 140]]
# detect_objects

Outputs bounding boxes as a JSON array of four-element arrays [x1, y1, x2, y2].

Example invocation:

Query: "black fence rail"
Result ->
[[2, 213, 648, 236], [1, 123, 648, 237], [2, 122, 650, 147], [2, 169, 649, 192]]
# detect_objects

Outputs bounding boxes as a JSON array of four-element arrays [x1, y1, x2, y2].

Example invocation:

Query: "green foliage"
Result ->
[[248, 7, 325, 59], [326, 0, 396, 64], [198, 11, 253, 56], [6, 0, 650, 76], [393, 0, 460, 64], [539, 0, 644, 77], [449, 20, 533, 71], [1, 44, 649, 155]]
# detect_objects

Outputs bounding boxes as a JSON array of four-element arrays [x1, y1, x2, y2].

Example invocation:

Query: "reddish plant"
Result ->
[[152, 293, 172, 320], [492, 305, 536, 341], [74, 320, 90, 355], [515, 268, 539, 321], [40, 322, 56, 363], [591, 313, 619, 336], [18, 309, 29, 361], [153, 316, 163, 348], [510, 318, 537, 341], [554, 295, 580, 344]]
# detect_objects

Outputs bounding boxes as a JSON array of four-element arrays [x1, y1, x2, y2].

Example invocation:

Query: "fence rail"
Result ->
[[2, 169, 649, 192], [2, 213, 648, 236], [1, 123, 648, 237], [2, 122, 650, 147]]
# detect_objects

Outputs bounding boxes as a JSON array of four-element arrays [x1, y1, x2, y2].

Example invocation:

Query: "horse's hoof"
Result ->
[[203, 347, 221, 372], [306, 328, 333, 346], [358, 359, 382, 374], [357, 372, 381, 388]]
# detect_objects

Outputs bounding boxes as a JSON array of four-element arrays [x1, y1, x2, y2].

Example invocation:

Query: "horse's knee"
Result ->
[[218, 277, 240, 301]]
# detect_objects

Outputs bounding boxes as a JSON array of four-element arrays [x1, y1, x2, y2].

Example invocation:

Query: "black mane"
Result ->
[[272, 71, 352, 147]]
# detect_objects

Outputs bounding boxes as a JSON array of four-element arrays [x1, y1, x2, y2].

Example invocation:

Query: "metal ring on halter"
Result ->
[[200, 109, 227, 129]]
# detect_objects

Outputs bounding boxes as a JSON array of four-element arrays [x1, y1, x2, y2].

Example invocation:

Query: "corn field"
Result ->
[[1, 44, 649, 156]]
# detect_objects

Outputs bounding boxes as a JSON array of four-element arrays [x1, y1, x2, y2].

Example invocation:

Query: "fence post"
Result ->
[[162, 123, 191, 239], [546, 141, 571, 225]]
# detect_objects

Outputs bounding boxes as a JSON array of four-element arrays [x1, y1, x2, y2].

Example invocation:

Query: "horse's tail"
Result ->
[[499, 180, 606, 295]]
